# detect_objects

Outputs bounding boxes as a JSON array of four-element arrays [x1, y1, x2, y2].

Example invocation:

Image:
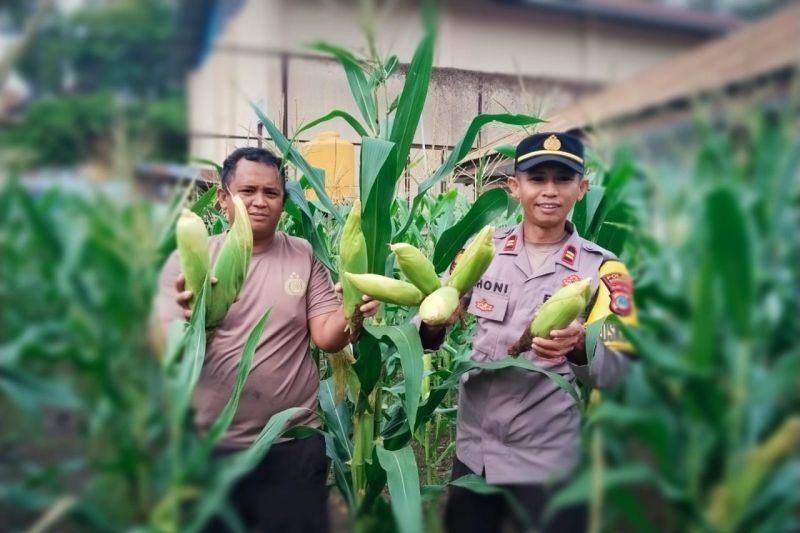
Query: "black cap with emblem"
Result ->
[[515, 132, 585, 174]]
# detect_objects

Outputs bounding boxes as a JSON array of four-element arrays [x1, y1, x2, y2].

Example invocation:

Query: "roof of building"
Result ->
[[463, 1, 800, 165], [508, 0, 741, 35]]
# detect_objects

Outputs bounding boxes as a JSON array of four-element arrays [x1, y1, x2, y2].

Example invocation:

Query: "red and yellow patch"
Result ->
[[503, 234, 518, 252], [562, 274, 582, 286], [561, 245, 577, 265], [475, 298, 495, 312], [601, 272, 633, 316]]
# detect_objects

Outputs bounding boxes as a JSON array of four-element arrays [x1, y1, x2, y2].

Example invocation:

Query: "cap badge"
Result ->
[[543, 134, 561, 151]]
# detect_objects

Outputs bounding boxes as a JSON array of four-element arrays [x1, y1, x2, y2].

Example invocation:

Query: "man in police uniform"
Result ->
[[420, 132, 638, 532]]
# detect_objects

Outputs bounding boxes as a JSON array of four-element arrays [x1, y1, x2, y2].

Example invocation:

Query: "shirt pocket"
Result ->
[[467, 291, 509, 322]]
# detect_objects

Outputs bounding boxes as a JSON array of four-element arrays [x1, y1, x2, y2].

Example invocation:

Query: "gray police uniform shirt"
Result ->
[[451, 221, 630, 485]]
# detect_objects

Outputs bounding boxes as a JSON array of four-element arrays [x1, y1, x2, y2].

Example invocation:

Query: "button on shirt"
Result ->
[[456, 222, 631, 484]]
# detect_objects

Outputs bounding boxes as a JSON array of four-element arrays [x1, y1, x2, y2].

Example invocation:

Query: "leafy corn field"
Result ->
[[2, 13, 800, 533]]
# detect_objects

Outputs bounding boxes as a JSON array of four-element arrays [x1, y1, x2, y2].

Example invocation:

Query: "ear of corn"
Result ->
[[419, 286, 460, 325], [508, 278, 591, 356], [207, 195, 253, 327], [446, 225, 495, 295], [390, 243, 441, 295], [344, 273, 425, 306], [176, 209, 210, 309], [530, 278, 591, 337], [340, 200, 369, 340]]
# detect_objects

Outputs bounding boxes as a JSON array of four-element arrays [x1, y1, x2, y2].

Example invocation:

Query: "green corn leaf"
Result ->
[[309, 42, 378, 133], [395, 113, 541, 240], [249, 100, 342, 223], [194, 308, 271, 464], [295, 109, 368, 139], [365, 323, 424, 433], [376, 445, 424, 533], [432, 188, 508, 272]]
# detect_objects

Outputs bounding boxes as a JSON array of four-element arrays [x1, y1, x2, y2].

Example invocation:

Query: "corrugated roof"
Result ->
[[464, 2, 800, 163], [511, 0, 742, 35]]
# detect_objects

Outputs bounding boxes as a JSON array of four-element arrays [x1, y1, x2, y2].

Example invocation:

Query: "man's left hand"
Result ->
[[334, 282, 380, 318], [531, 320, 585, 359]]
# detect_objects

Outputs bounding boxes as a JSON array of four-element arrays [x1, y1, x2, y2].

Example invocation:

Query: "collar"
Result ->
[[503, 221, 583, 278]]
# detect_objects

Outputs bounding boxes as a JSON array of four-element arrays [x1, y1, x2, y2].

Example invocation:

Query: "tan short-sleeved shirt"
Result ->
[[156, 232, 340, 449]]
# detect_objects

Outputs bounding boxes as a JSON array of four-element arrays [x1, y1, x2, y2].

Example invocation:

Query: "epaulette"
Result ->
[[493, 226, 515, 239]]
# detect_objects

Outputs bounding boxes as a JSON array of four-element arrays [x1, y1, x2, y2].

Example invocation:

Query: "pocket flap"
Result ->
[[468, 292, 509, 322]]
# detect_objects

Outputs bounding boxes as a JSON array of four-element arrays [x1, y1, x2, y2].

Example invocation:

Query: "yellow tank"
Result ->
[[301, 131, 356, 202]]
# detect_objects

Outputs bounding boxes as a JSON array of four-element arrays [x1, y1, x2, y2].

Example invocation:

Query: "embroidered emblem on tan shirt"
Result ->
[[285, 272, 306, 296], [475, 298, 495, 312]]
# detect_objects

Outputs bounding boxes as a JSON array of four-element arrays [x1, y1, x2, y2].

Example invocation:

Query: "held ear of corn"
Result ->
[[446, 225, 495, 295], [207, 195, 253, 327], [344, 273, 425, 306], [340, 200, 369, 341], [419, 286, 460, 326], [176, 209, 210, 310], [508, 278, 592, 356], [390, 243, 441, 295]]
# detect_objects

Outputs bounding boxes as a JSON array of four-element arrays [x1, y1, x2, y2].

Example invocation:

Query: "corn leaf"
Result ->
[[284, 181, 335, 272], [360, 138, 397, 274], [249, 100, 342, 223], [194, 308, 271, 463], [309, 42, 377, 133], [395, 113, 541, 240], [295, 109, 368, 139], [705, 186, 754, 337], [376, 445, 424, 533], [388, 18, 435, 174], [186, 407, 306, 533], [432, 187, 508, 272], [364, 323, 424, 433]]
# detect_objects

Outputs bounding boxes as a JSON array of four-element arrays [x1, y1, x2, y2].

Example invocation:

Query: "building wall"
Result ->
[[187, 0, 714, 197]]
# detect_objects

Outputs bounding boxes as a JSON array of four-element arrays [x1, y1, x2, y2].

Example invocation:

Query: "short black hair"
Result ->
[[220, 147, 287, 198]]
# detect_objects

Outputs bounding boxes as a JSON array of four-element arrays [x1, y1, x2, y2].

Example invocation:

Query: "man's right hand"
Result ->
[[175, 273, 194, 319], [175, 273, 219, 320]]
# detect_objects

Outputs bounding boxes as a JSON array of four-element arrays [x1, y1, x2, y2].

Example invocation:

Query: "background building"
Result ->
[[177, 0, 740, 198]]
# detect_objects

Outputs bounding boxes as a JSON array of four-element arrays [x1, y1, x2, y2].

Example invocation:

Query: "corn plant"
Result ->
[[0, 178, 302, 532]]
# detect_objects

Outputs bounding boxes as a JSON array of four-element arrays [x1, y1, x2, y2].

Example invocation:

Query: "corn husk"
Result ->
[[446, 225, 495, 295], [508, 278, 591, 356], [419, 286, 460, 326], [391, 243, 441, 295], [344, 273, 425, 306], [207, 195, 253, 327], [340, 200, 369, 340], [175, 209, 210, 310]]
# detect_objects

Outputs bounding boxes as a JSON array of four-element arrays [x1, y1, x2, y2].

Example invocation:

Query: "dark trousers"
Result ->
[[206, 434, 329, 533], [444, 456, 587, 533]]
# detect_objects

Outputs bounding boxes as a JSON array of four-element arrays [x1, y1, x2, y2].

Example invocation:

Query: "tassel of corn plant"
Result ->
[[340, 200, 369, 342], [446, 225, 495, 295], [207, 195, 253, 327], [705, 416, 800, 532], [390, 243, 441, 295], [176, 209, 210, 310], [508, 278, 592, 356], [326, 347, 356, 404], [344, 273, 425, 306]]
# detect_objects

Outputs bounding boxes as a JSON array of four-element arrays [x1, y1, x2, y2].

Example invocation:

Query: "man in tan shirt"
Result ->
[[156, 147, 378, 532]]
